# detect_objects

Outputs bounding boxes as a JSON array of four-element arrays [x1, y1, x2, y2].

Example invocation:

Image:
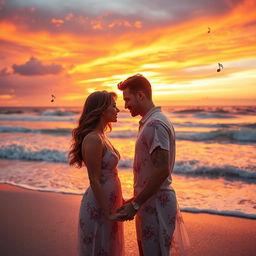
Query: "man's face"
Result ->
[[123, 88, 140, 117]]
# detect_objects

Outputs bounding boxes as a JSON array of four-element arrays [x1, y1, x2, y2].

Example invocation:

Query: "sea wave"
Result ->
[[171, 106, 256, 115], [41, 109, 78, 116], [0, 126, 136, 137], [0, 110, 24, 114], [181, 207, 256, 219], [0, 115, 75, 122], [1, 126, 256, 143], [0, 144, 133, 167], [0, 126, 72, 135], [174, 122, 230, 128], [194, 113, 236, 119], [174, 122, 256, 129], [177, 128, 256, 142], [174, 161, 256, 181], [0, 144, 67, 163], [0, 144, 255, 181]]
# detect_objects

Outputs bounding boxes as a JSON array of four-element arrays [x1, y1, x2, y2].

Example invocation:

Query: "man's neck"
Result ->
[[140, 101, 155, 117]]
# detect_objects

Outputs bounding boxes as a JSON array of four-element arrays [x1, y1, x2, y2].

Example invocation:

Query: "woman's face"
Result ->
[[103, 97, 120, 123]]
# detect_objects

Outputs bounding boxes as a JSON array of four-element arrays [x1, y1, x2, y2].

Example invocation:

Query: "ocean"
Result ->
[[0, 105, 255, 219]]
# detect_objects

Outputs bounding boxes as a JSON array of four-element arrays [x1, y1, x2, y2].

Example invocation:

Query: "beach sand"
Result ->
[[0, 184, 255, 256]]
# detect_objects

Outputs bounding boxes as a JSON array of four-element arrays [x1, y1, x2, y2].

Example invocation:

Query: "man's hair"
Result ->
[[117, 74, 152, 99]]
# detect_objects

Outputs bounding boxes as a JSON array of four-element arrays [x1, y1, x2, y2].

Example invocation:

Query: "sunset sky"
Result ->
[[0, 0, 256, 107]]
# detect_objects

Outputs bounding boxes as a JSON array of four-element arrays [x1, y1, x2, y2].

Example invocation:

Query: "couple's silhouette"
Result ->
[[69, 74, 189, 256]]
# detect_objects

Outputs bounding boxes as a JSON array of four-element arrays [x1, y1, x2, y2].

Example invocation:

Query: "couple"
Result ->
[[69, 74, 189, 256]]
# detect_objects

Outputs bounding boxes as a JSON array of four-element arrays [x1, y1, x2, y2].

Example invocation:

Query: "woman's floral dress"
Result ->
[[78, 145, 124, 256]]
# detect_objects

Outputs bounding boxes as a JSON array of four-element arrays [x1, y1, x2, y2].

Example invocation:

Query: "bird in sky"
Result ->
[[208, 27, 211, 33]]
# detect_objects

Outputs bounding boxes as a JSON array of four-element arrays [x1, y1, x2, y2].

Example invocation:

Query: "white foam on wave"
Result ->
[[0, 181, 84, 195], [1, 123, 256, 144], [177, 128, 256, 142], [0, 126, 71, 135], [174, 122, 228, 128], [0, 114, 75, 122], [174, 161, 256, 180], [0, 143, 255, 182], [0, 144, 67, 163], [41, 109, 77, 116], [194, 113, 236, 119], [181, 207, 256, 219]]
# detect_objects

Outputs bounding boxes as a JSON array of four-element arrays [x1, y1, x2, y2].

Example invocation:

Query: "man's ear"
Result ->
[[136, 91, 145, 101]]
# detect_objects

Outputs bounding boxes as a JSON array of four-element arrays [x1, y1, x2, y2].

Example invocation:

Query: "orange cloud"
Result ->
[[0, 94, 13, 99], [51, 18, 64, 27]]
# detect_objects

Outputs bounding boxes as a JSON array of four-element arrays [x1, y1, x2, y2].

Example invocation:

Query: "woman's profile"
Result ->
[[69, 91, 124, 256]]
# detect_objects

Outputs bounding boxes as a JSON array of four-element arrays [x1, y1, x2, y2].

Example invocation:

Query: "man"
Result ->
[[117, 74, 177, 256]]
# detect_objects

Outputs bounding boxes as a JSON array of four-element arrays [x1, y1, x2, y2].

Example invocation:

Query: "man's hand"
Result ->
[[108, 212, 128, 221], [116, 203, 137, 221]]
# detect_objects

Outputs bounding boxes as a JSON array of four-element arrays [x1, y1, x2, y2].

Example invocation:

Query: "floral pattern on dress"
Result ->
[[143, 205, 157, 215], [162, 229, 172, 248], [109, 191, 117, 206], [168, 214, 176, 226], [80, 219, 85, 229], [83, 233, 93, 245], [86, 202, 102, 220], [97, 248, 108, 256], [157, 192, 170, 207], [142, 225, 155, 240]]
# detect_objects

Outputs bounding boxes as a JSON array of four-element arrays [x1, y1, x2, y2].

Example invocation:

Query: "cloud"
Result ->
[[12, 57, 63, 76], [0, 67, 12, 76], [0, 0, 245, 36]]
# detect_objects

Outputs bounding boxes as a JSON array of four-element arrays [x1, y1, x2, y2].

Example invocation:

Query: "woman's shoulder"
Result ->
[[83, 131, 104, 146]]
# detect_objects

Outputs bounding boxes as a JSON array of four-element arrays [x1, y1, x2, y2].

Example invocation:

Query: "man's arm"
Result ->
[[133, 146, 170, 206], [116, 146, 170, 220]]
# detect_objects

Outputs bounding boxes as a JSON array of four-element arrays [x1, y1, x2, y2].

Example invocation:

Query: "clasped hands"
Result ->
[[109, 201, 137, 222]]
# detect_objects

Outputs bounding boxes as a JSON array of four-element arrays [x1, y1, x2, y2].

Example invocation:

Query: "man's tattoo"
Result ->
[[151, 147, 168, 168]]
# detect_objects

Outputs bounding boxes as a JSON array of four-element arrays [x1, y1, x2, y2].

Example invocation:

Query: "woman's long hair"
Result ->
[[68, 91, 116, 168]]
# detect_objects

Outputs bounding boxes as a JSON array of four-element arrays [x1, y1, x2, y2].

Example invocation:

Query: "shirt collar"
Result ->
[[139, 106, 161, 126]]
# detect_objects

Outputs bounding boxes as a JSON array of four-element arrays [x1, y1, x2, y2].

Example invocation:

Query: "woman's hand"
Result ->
[[108, 212, 128, 221], [116, 203, 137, 221]]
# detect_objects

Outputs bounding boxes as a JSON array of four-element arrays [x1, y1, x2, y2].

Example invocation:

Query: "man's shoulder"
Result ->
[[147, 111, 172, 128]]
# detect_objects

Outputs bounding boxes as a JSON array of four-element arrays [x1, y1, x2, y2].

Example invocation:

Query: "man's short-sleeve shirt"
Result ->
[[133, 107, 176, 195]]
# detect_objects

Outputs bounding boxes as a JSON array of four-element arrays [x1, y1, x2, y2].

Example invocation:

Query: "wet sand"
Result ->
[[0, 184, 255, 256]]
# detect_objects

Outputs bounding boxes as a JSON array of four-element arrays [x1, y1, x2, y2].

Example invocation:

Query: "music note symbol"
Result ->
[[51, 94, 56, 102], [217, 63, 224, 72]]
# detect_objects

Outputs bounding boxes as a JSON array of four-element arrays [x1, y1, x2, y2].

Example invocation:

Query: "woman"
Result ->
[[69, 91, 125, 256]]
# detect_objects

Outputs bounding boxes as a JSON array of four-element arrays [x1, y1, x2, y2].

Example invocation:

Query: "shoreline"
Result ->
[[0, 184, 256, 256], [1, 181, 255, 220]]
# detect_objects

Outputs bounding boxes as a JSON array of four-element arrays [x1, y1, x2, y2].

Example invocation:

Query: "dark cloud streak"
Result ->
[[12, 57, 63, 76]]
